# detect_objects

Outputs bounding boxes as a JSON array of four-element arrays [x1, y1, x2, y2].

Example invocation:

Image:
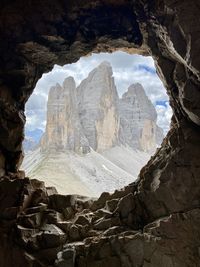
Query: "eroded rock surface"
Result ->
[[41, 77, 89, 153], [40, 62, 161, 155], [41, 61, 119, 153], [119, 83, 163, 152], [77, 61, 119, 152], [0, 0, 200, 266], [1, 175, 200, 267]]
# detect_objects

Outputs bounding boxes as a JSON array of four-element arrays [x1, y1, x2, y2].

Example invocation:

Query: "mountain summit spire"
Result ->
[[23, 61, 163, 196], [41, 62, 163, 154]]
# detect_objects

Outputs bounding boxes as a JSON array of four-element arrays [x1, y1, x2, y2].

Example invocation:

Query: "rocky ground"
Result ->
[[2, 167, 200, 267], [22, 61, 162, 197], [1, 0, 200, 266]]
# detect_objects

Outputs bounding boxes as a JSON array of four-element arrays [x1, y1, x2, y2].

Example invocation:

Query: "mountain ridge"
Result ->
[[40, 61, 163, 154], [22, 61, 164, 196]]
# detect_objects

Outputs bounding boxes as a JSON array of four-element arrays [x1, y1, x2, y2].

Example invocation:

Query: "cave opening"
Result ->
[[1, 1, 200, 266], [22, 51, 172, 197]]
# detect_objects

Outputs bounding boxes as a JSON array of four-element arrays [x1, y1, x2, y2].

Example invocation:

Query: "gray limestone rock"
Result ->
[[40, 63, 163, 155], [118, 83, 163, 152], [41, 77, 90, 153], [77, 61, 120, 152]]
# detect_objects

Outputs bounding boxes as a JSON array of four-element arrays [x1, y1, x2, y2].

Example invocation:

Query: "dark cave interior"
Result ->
[[0, 1, 200, 266]]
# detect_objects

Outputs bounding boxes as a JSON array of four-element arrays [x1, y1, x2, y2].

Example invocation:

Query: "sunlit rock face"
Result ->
[[0, 0, 200, 266], [40, 62, 162, 154], [77, 61, 120, 152], [41, 77, 89, 153], [41, 62, 119, 153], [119, 83, 163, 152]]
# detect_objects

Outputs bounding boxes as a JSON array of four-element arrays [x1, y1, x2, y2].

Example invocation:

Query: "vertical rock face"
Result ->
[[119, 83, 163, 152], [40, 63, 162, 154], [77, 61, 119, 152], [1, 1, 200, 266], [41, 77, 89, 153], [41, 62, 120, 153]]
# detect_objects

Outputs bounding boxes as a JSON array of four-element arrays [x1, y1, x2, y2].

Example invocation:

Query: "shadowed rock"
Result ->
[[0, 0, 200, 266]]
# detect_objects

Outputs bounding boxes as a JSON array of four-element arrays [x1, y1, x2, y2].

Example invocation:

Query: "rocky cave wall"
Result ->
[[0, 0, 200, 266]]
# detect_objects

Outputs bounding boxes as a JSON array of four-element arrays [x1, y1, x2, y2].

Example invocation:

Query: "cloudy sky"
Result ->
[[25, 51, 172, 135]]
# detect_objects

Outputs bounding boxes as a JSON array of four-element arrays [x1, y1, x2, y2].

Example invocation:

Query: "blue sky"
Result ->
[[137, 65, 156, 74], [25, 51, 172, 134], [156, 100, 168, 107]]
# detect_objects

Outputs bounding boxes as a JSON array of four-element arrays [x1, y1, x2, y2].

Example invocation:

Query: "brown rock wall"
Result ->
[[0, 0, 200, 266]]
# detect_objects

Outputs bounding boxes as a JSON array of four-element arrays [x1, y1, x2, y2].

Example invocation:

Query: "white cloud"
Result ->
[[25, 51, 172, 134], [26, 93, 46, 110], [25, 110, 46, 131], [156, 102, 173, 134]]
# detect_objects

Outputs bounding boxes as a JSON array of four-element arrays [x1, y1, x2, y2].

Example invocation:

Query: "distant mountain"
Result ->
[[118, 83, 163, 152], [23, 128, 44, 152], [40, 61, 163, 154], [76, 61, 119, 152], [23, 61, 164, 196]]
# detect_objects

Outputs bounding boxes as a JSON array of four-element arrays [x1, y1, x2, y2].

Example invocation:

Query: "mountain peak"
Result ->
[[94, 61, 112, 75], [50, 82, 62, 90], [41, 63, 162, 154], [98, 61, 111, 67], [62, 76, 76, 90], [123, 83, 145, 98], [48, 83, 62, 99], [129, 83, 144, 91]]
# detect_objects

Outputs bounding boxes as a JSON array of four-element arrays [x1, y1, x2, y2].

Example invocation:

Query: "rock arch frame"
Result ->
[[0, 0, 200, 266]]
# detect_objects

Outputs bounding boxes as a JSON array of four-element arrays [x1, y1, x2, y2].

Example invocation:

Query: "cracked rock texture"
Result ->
[[118, 83, 163, 152], [77, 61, 119, 152], [41, 61, 161, 154], [0, 0, 200, 266], [41, 77, 89, 153]]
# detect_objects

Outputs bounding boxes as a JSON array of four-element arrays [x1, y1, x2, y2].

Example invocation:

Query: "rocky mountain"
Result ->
[[23, 61, 163, 196], [40, 61, 163, 154], [40, 62, 120, 154], [40, 77, 89, 153], [77, 61, 119, 152], [119, 83, 163, 152]]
